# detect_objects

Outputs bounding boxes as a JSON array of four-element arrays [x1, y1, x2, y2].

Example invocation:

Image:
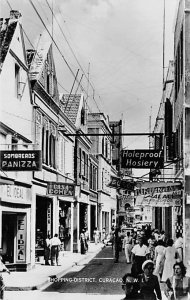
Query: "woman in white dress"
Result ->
[[154, 239, 165, 280], [162, 239, 178, 282]]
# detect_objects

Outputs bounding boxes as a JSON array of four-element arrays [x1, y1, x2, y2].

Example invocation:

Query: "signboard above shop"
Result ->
[[0, 150, 42, 171], [135, 181, 182, 207], [121, 149, 164, 169], [47, 182, 75, 196]]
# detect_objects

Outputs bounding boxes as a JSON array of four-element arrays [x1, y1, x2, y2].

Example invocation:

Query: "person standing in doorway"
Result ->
[[50, 234, 61, 266], [80, 229, 87, 254]]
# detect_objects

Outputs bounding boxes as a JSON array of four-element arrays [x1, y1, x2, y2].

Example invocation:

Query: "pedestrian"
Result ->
[[50, 233, 61, 266], [138, 260, 162, 300], [164, 262, 190, 300], [123, 231, 133, 264], [44, 233, 51, 265], [131, 236, 150, 277], [174, 232, 183, 263], [102, 227, 106, 244], [0, 253, 10, 300], [160, 230, 167, 246], [110, 226, 115, 249], [84, 227, 89, 251], [162, 239, 178, 282], [121, 273, 140, 299], [93, 227, 100, 245], [147, 237, 155, 261], [153, 239, 165, 281], [153, 229, 160, 243], [80, 229, 87, 254], [114, 226, 122, 263]]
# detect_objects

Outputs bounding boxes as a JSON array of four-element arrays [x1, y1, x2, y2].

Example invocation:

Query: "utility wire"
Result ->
[[45, 0, 102, 114]]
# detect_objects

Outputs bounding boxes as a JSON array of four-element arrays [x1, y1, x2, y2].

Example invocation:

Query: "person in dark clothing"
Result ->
[[138, 260, 162, 300], [114, 226, 122, 263], [80, 229, 87, 255], [122, 273, 140, 299]]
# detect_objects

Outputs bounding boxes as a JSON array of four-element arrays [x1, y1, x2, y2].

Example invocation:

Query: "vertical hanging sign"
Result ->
[[16, 215, 26, 262], [47, 201, 52, 236]]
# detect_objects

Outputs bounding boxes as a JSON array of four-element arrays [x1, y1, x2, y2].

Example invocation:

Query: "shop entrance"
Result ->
[[90, 205, 96, 241], [35, 196, 53, 259], [2, 213, 17, 264]]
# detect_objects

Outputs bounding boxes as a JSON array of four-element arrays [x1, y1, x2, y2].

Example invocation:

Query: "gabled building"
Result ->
[[0, 11, 33, 271], [61, 94, 95, 252], [88, 113, 117, 237], [27, 40, 76, 262]]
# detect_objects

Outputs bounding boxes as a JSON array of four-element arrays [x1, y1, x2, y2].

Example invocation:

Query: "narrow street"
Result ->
[[6, 246, 131, 300], [45, 245, 130, 295]]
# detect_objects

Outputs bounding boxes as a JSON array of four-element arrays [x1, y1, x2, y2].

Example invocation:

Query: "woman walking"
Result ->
[[138, 260, 162, 300], [154, 239, 165, 281], [162, 239, 178, 282], [164, 262, 190, 300], [80, 229, 87, 254]]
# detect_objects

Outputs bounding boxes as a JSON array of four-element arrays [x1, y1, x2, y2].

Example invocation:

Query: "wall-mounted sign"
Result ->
[[16, 214, 26, 262], [47, 182, 75, 196], [121, 149, 164, 169], [0, 150, 42, 171], [135, 181, 182, 207]]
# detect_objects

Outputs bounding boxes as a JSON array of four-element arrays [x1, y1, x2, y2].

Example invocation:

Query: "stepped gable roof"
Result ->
[[0, 11, 21, 70], [60, 94, 81, 124]]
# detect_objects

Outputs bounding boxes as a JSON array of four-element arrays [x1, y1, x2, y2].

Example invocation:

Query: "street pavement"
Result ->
[[3, 243, 168, 300], [3, 242, 104, 291]]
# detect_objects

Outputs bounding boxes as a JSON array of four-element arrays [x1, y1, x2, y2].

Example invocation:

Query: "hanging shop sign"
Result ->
[[47, 182, 75, 196], [108, 176, 135, 191], [135, 181, 182, 207], [0, 150, 42, 171], [121, 149, 164, 169], [118, 195, 134, 213]]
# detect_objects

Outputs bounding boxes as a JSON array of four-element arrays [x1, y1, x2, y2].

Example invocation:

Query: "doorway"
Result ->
[[2, 213, 17, 263]]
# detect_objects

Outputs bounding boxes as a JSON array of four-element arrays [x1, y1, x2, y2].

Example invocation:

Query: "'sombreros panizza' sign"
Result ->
[[121, 149, 164, 169], [0, 150, 42, 171]]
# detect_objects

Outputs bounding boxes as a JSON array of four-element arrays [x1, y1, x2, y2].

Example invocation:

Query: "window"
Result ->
[[41, 120, 56, 168], [175, 28, 183, 100], [15, 64, 20, 98], [81, 108, 85, 125], [102, 138, 104, 156]]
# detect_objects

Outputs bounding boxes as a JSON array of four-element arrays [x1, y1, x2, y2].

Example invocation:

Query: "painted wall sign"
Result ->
[[135, 181, 182, 207], [0, 184, 31, 203], [47, 182, 75, 196], [121, 149, 164, 169], [0, 150, 42, 171], [16, 215, 26, 262]]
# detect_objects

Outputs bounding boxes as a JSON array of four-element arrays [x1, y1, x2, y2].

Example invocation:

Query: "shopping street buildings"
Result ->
[[0, 10, 118, 270], [152, 0, 190, 271]]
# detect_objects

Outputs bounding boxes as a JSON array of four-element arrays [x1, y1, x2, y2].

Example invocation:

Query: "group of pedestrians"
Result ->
[[119, 226, 190, 300], [44, 233, 62, 266]]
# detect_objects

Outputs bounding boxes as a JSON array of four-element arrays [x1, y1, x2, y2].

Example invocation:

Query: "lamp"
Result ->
[[18, 81, 26, 97]]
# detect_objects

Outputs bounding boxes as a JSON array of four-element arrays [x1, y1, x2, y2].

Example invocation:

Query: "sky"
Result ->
[[1, 0, 178, 154]]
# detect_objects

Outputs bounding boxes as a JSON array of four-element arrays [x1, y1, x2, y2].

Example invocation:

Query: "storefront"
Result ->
[[79, 202, 88, 234], [35, 195, 53, 261], [0, 184, 31, 271], [59, 201, 71, 251]]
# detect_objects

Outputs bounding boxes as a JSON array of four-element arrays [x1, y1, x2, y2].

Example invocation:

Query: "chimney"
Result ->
[[10, 10, 22, 20]]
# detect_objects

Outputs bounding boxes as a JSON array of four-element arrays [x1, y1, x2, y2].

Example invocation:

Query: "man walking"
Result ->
[[50, 234, 61, 266]]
